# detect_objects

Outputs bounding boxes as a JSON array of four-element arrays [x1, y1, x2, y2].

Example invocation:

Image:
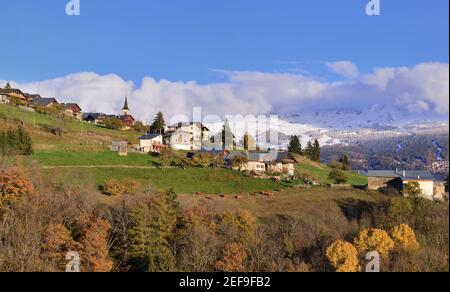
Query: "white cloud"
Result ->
[[1, 62, 448, 123], [326, 61, 359, 78]]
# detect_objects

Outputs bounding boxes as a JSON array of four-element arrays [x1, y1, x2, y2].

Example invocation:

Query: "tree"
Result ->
[[312, 139, 321, 162], [328, 169, 348, 184], [222, 120, 235, 150], [133, 121, 149, 133], [0, 126, 33, 156], [215, 242, 247, 272], [288, 136, 302, 154], [243, 133, 256, 151], [15, 125, 33, 156], [391, 224, 420, 253], [0, 167, 35, 215], [151, 112, 166, 134], [404, 181, 422, 198], [340, 155, 350, 171], [326, 240, 360, 272], [128, 191, 179, 272], [102, 117, 125, 130], [159, 148, 174, 169], [304, 141, 313, 160], [231, 156, 248, 171], [353, 228, 395, 259]]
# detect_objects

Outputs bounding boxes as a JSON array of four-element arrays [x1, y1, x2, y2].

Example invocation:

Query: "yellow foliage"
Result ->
[[354, 228, 394, 259], [325, 240, 360, 272], [391, 224, 420, 253]]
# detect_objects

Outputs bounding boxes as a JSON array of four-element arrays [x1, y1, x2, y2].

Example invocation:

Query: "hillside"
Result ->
[[0, 104, 139, 152]]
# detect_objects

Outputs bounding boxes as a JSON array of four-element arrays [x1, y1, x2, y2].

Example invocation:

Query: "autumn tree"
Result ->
[[41, 223, 78, 271], [353, 228, 394, 259], [391, 224, 420, 253], [215, 242, 247, 272], [78, 214, 114, 272], [325, 240, 360, 272], [0, 167, 35, 215], [404, 181, 422, 198]]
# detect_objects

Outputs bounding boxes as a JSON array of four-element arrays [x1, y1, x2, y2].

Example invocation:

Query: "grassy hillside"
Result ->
[[0, 104, 139, 152], [293, 154, 368, 186]]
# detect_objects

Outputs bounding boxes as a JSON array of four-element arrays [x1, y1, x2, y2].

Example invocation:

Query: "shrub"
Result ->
[[328, 169, 348, 184], [353, 228, 394, 259], [0, 125, 33, 156], [391, 224, 420, 253], [0, 166, 35, 214], [102, 179, 139, 196], [325, 240, 360, 272], [404, 181, 422, 198]]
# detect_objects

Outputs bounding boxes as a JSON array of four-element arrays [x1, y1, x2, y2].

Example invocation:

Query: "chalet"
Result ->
[[83, 113, 106, 124], [366, 170, 437, 200], [31, 97, 58, 108], [139, 133, 165, 153], [24, 93, 42, 103], [165, 122, 210, 151], [0, 83, 28, 105], [227, 151, 296, 176], [62, 103, 83, 120]]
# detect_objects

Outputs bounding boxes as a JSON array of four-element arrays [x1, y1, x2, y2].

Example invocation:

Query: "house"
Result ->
[[165, 122, 211, 151], [139, 133, 165, 153], [24, 93, 42, 103], [111, 140, 128, 156], [227, 151, 296, 176], [62, 103, 83, 120], [0, 83, 28, 105], [83, 113, 106, 124], [31, 97, 58, 108], [366, 170, 437, 200]]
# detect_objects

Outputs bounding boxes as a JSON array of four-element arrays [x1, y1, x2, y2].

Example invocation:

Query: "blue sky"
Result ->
[[1, 0, 448, 85]]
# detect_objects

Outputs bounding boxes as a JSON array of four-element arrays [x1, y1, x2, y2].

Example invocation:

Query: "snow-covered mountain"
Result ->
[[204, 106, 449, 149]]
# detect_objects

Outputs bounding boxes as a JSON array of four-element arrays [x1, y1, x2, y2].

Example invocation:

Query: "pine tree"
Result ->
[[305, 141, 313, 160], [288, 136, 302, 154], [151, 112, 166, 134], [16, 125, 33, 156], [312, 139, 321, 162], [222, 120, 235, 150], [341, 155, 350, 171]]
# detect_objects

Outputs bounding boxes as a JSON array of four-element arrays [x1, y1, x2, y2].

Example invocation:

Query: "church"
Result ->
[[118, 96, 135, 129]]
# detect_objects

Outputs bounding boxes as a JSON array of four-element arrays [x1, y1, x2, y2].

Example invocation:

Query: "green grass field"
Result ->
[[0, 104, 140, 152], [34, 151, 160, 167], [295, 157, 368, 186], [42, 167, 282, 194]]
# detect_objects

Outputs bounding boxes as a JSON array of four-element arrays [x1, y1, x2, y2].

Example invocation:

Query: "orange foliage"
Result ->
[[391, 224, 420, 253], [325, 240, 360, 272], [216, 242, 247, 272], [78, 215, 114, 272], [102, 179, 139, 196], [0, 167, 35, 211], [354, 228, 394, 259]]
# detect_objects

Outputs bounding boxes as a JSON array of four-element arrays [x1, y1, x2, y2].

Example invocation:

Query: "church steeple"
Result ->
[[122, 96, 130, 116], [3, 82, 11, 89]]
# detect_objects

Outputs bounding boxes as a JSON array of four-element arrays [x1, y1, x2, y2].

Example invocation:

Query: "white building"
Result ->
[[164, 122, 210, 151], [139, 133, 165, 153]]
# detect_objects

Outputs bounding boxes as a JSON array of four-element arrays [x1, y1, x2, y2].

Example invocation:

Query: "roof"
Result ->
[[122, 96, 129, 110], [168, 122, 210, 131], [248, 151, 295, 163], [24, 93, 42, 100], [61, 103, 82, 112], [366, 170, 435, 181], [31, 98, 58, 107], [0, 88, 25, 96], [139, 133, 163, 140]]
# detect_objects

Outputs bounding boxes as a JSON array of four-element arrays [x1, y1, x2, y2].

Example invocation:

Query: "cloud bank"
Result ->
[[1, 62, 448, 122]]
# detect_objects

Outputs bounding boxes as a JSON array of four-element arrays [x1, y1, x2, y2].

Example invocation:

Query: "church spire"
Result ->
[[122, 95, 131, 116], [3, 82, 11, 89]]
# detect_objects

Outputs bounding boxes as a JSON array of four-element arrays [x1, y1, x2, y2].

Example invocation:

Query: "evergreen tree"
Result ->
[[151, 112, 166, 134], [305, 141, 313, 160], [312, 139, 321, 162], [288, 135, 302, 154], [341, 155, 350, 171], [16, 125, 33, 156], [222, 120, 235, 150], [128, 191, 179, 272]]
